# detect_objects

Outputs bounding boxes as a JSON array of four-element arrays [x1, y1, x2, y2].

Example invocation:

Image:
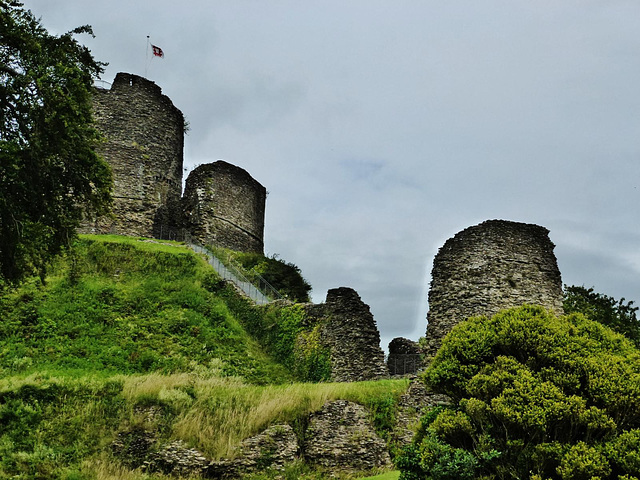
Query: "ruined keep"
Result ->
[[182, 161, 266, 253], [82, 73, 266, 253], [83, 73, 185, 237], [423, 219, 564, 359], [304, 287, 388, 382]]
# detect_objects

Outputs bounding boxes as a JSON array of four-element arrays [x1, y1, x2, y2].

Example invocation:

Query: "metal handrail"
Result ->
[[132, 226, 284, 304]]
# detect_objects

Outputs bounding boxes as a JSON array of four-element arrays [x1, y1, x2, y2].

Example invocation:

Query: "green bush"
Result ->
[[223, 298, 331, 382], [230, 251, 312, 302], [396, 305, 640, 480]]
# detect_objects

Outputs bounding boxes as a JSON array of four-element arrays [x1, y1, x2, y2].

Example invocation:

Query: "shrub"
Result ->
[[396, 305, 640, 480], [229, 251, 312, 302]]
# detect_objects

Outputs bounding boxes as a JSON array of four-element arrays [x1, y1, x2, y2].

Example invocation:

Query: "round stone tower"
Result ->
[[84, 72, 184, 238], [182, 161, 266, 253], [423, 219, 564, 359]]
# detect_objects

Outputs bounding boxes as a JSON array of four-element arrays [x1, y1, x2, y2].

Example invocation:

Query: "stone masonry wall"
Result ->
[[387, 337, 423, 376], [304, 400, 391, 472], [182, 161, 266, 253], [423, 219, 564, 359], [305, 287, 388, 382], [81, 72, 184, 237]]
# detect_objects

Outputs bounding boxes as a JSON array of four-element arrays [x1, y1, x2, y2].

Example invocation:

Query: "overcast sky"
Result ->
[[24, 0, 640, 351]]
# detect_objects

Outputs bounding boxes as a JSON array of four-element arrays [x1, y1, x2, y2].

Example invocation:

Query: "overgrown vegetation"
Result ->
[[0, 372, 407, 479], [0, 234, 406, 479], [206, 280, 331, 382], [0, 235, 289, 383], [564, 284, 640, 347], [208, 246, 312, 302], [0, 1, 112, 285], [396, 305, 640, 480]]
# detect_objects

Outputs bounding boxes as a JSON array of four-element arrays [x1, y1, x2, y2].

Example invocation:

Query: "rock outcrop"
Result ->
[[207, 424, 299, 478]]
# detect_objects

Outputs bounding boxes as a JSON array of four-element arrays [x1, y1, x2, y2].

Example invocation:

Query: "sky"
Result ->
[[23, 0, 640, 351]]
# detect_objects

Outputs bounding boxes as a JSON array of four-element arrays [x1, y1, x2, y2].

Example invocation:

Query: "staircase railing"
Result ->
[[185, 240, 283, 305], [129, 226, 284, 305]]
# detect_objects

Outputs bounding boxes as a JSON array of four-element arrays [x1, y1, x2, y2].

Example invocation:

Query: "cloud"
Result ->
[[22, 0, 640, 351]]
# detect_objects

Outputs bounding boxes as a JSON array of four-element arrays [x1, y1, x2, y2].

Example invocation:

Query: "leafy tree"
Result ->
[[396, 305, 640, 480], [0, 1, 111, 285], [564, 285, 640, 347]]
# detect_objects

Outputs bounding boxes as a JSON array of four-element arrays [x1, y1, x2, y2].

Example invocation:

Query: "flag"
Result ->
[[152, 45, 164, 58]]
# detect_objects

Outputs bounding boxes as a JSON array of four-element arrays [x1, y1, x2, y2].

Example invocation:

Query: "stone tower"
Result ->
[[83, 72, 184, 237], [182, 161, 266, 253], [423, 219, 563, 359], [304, 287, 389, 382]]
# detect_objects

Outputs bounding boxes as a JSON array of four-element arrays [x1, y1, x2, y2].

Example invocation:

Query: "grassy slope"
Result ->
[[0, 235, 288, 383], [0, 235, 407, 479]]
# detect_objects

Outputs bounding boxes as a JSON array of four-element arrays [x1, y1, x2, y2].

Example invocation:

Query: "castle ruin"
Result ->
[[304, 287, 388, 382], [85, 73, 184, 238], [82, 73, 265, 253], [182, 161, 266, 253], [423, 219, 564, 359]]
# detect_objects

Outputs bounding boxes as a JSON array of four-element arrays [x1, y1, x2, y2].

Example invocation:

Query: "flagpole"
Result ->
[[145, 36, 150, 78]]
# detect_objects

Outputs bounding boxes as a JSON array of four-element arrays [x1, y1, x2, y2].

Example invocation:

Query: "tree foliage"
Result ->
[[0, 1, 111, 285], [397, 305, 640, 480], [564, 285, 640, 347], [233, 251, 312, 302]]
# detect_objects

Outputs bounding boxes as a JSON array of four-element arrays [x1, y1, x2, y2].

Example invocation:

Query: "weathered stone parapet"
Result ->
[[182, 161, 266, 253], [303, 400, 391, 472], [424, 219, 563, 359], [304, 287, 388, 382], [82, 73, 184, 237]]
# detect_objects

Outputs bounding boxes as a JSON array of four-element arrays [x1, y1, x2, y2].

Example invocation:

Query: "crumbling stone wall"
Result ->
[[182, 161, 266, 253], [82, 73, 268, 253], [304, 287, 388, 382], [423, 219, 563, 359], [303, 400, 391, 472], [387, 337, 423, 376], [82, 72, 185, 237]]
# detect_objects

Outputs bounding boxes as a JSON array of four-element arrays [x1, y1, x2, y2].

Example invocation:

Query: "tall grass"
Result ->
[[122, 373, 409, 459], [0, 235, 409, 478], [0, 371, 407, 477]]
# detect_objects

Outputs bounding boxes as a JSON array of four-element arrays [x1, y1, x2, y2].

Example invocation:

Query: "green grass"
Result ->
[[358, 471, 400, 480], [0, 235, 408, 479], [0, 235, 289, 383], [0, 372, 407, 478]]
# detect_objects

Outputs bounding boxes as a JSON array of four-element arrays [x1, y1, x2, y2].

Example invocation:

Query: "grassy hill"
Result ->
[[0, 235, 406, 479], [0, 235, 289, 383]]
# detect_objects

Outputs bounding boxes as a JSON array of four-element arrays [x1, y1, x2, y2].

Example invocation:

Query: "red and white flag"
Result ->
[[152, 45, 164, 58]]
